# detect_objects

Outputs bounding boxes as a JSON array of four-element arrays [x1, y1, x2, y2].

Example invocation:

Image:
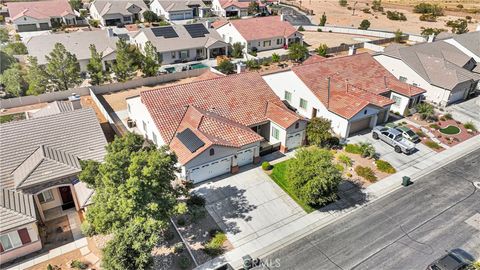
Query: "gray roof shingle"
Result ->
[[92, 0, 148, 16], [452, 31, 480, 57], [0, 189, 36, 232], [29, 101, 74, 118]]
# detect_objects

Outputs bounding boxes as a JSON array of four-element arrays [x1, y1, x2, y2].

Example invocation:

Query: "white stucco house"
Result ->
[[262, 53, 426, 138], [211, 0, 265, 17], [25, 29, 119, 72], [150, 0, 209, 21], [131, 23, 228, 64], [126, 72, 307, 183], [6, 0, 79, 32], [213, 15, 302, 54], [374, 40, 480, 106], [89, 0, 148, 26]]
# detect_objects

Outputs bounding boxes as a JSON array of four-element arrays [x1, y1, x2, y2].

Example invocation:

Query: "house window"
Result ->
[[123, 16, 131, 22], [258, 42, 260, 46], [38, 190, 54, 204], [0, 231, 22, 251], [399, 76, 407, 82], [277, 38, 282, 45], [272, 127, 280, 139], [229, 37, 232, 43], [299, 98, 308, 110], [127, 104, 131, 113], [152, 133, 158, 144], [392, 95, 402, 106], [209, 148, 215, 156], [171, 51, 176, 59], [263, 40, 271, 47], [295, 122, 299, 129], [143, 121, 148, 133], [412, 83, 418, 87], [284, 91, 292, 102]]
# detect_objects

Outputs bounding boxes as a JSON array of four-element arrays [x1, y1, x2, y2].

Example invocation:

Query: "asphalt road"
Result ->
[[259, 149, 480, 270]]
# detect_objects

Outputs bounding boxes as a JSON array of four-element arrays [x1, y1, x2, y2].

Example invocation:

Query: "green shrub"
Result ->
[[208, 228, 222, 237], [337, 153, 352, 168], [174, 242, 185, 253], [335, 163, 345, 172], [425, 140, 441, 150], [188, 205, 206, 222], [429, 124, 440, 130], [162, 228, 175, 241], [178, 255, 191, 269], [444, 113, 452, 120], [187, 194, 205, 207], [386, 11, 407, 21], [355, 166, 377, 182], [71, 260, 87, 270], [346, 172, 352, 177], [416, 130, 426, 138], [345, 144, 362, 154], [419, 13, 437, 22], [204, 232, 227, 256], [375, 160, 396, 174], [177, 216, 186, 226], [359, 142, 376, 159], [271, 53, 280, 63], [88, 19, 99, 27], [464, 121, 477, 131], [298, 25, 305, 31], [246, 59, 260, 70], [217, 60, 235, 74], [262, 161, 272, 171], [339, 0, 347, 7], [80, 221, 95, 237]]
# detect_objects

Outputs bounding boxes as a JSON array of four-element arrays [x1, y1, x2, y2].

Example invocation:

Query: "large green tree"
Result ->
[[288, 43, 308, 62], [143, 10, 159, 23], [25, 56, 48, 96], [247, 1, 260, 15], [231, 42, 245, 58], [287, 147, 342, 207], [3, 42, 28, 55], [0, 63, 26, 97], [0, 28, 8, 43], [141, 41, 160, 77], [359, 19, 371, 30], [0, 51, 15, 73], [306, 117, 333, 147], [45, 43, 81, 91], [87, 44, 109, 85], [112, 39, 137, 82]]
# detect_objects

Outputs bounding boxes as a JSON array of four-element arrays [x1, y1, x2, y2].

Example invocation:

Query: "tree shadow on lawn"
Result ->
[[318, 179, 369, 213], [194, 185, 257, 235]]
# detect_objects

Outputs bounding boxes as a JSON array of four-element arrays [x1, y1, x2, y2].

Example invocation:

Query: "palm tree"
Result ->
[[416, 102, 435, 121]]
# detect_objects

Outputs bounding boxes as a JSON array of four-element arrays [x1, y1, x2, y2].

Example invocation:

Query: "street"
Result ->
[[259, 148, 480, 270]]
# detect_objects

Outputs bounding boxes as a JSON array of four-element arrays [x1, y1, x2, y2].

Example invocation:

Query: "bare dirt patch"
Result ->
[[302, 30, 382, 48]]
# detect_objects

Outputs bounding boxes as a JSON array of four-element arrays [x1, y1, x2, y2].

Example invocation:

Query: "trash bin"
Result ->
[[243, 255, 253, 270], [402, 176, 411, 186]]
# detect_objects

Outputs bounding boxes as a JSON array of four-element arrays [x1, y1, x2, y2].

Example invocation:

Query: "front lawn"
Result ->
[[269, 160, 316, 213]]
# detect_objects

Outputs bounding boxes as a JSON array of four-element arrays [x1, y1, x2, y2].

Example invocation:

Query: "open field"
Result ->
[[302, 30, 382, 48], [288, 0, 479, 34]]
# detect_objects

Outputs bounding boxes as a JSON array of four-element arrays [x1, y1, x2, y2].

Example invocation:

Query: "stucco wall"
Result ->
[[0, 223, 42, 264], [126, 96, 165, 145], [38, 187, 62, 212]]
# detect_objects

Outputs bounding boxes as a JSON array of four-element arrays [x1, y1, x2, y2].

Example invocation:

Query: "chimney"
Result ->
[[236, 62, 246, 74], [204, 20, 211, 29], [348, 45, 356, 56], [427, 33, 435, 43], [327, 77, 331, 108], [68, 93, 82, 110], [106, 27, 114, 38], [280, 13, 284, 21]]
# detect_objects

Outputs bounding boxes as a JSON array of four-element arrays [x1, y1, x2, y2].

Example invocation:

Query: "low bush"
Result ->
[[386, 11, 407, 21], [80, 221, 95, 237], [188, 205, 206, 222], [464, 121, 477, 131], [345, 144, 362, 154], [177, 216, 186, 226], [246, 59, 260, 70], [429, 124, 440, 130], [362, 8, 371, 14], [425, 140, 441, 150], [174, 242, 185, 253], [416, 130, 426, 138], [298, 25, 305, 31], [335, 163, 345, 173], [419, 13, 437, 22], [162, 228, 175, 241], [70, 260, 87, 270], [204, 232, 227, 256], [337, 153, 352, 168], [375, 160, 396, 174], [187, 194, 206, 207], [359, 142, 376, 159], [262, 161, 272, 171], [444, 113, 453, 120], [208, 228, 222, 237], [355, 166, 377, 182], [346, 172, 352, 178], [178, 255, 191, 269], [88, 19, 99, 27]]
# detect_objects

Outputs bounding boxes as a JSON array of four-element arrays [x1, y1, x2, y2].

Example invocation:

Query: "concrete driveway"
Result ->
[[193, 164, 306, 248], [279, 6, 312, 25], [347, 131, 436, 171]]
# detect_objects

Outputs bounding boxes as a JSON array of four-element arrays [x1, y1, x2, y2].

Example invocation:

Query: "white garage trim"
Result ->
[[237, 147, 254, 167], [286, 131, 303, 150], [188, 156, 231, 183], [448, 88, 467, 104]]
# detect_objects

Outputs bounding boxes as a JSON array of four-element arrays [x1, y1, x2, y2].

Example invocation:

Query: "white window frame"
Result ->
[[299, 98, 308, 110], [392, 95, 402, 106], [38, 190, 54, 204], [272, 126, 280, 140], [0, 231, 22, 251], [399, 76, 407, 82], [284, 90, 292, 102]]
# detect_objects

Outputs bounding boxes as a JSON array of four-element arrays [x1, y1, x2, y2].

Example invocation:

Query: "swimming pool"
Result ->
[[190, 63, 208, 69]]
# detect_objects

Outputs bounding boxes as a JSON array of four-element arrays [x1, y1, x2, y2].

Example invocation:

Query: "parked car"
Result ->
[[386, 123, 421, 143], [427, 252, 470, 270], [372, 126, 416, 154]]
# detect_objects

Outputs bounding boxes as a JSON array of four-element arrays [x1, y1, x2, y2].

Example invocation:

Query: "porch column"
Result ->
[[70, 184, 81, 212], [34, 195, 46, 223], [207, 48, 210, 59], [225, 46, 228, 56], [384, 110, 389, 122]]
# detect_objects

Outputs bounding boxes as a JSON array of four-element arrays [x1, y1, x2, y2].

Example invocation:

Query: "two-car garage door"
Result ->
[[188, 157, 231, 183]]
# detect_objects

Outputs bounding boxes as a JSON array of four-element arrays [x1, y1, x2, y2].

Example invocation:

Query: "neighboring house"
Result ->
[[0, 105, 107, 264], [442, 31, 480, 62], [214, 16, 302, 53], [127, 72, 307, 183], [262, 53, 426, 137], [150, 0, 210, 21], [25, 29, 118, 72], [211, 0, 265, 17], [89, 0, 148, 26], [6, 0, 79, 32], [131, 23, 228, 64], [374, 41, 480, 106]]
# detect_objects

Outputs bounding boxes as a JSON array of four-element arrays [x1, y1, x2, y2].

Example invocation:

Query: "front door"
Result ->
[[59, 186, 75, 210], [311, 108, 318, 118]]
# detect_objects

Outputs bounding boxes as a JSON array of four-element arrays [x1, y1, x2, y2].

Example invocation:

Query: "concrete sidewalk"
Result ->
[[196, 135, 480, 269]]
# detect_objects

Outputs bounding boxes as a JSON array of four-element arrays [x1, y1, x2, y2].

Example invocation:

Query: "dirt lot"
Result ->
[[290, 0, 479, 34], [302, 30, 382, 48], [101, 77, 199, 111]]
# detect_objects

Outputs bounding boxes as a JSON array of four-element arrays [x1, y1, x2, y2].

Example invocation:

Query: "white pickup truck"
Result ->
[[372, 126, 416, 154]]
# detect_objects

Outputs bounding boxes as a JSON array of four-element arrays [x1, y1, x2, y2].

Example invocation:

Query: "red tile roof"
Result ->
[[292, 53, 425, 119], [7, 0, 74, 20], [192, 70, 224, 81], [140, 72, 303, 160], [219, 0, 265, 9], [211, 20, 228, 29], [225, 16, 298, 41], [302, 54, 326, 65]]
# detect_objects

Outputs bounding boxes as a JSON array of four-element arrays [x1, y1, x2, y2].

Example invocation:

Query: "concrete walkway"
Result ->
[[196, 135, 480, 269]]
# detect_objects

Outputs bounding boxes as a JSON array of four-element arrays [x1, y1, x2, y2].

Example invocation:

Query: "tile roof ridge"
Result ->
[[10, 145, 43, 175]]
